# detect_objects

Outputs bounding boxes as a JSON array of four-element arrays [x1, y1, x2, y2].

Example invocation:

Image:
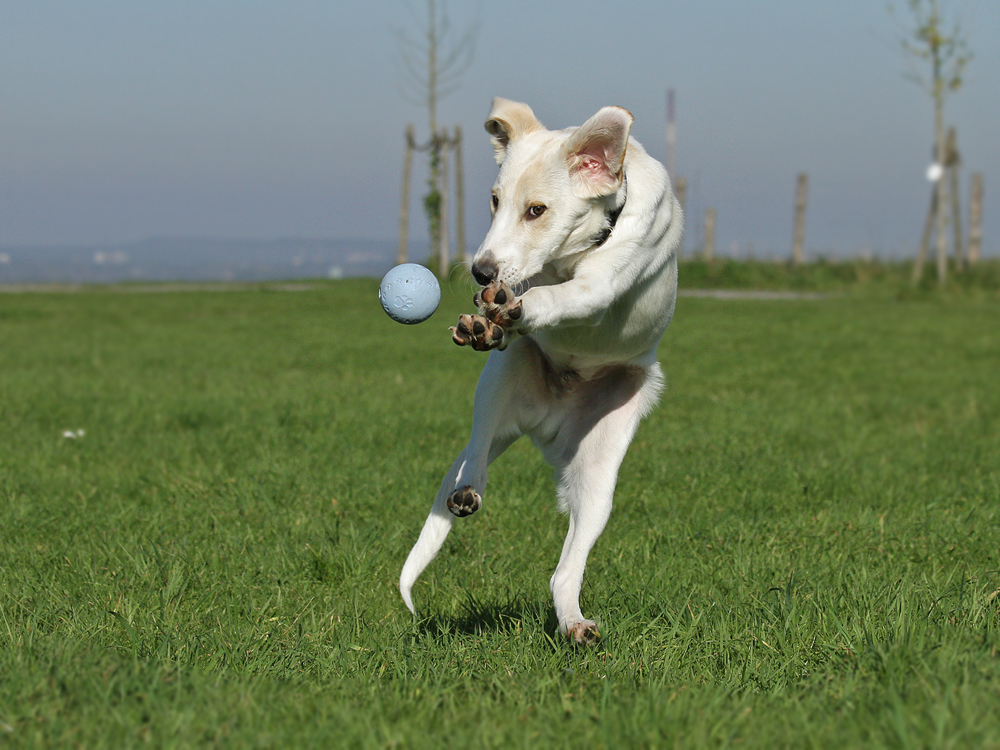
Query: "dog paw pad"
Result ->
[[566, 621, 601, 646], [477, 281, 523, 329], [451, 314, 505, 351], [446, 486, 482, 517]]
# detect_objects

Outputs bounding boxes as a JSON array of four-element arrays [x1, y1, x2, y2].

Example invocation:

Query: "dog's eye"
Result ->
[[526, 204, 547, 219]]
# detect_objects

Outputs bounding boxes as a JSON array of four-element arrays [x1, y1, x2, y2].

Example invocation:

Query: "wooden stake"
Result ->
[[935, 138, 949, 287], [398, 125, 415, 265], [792, 173, 809, 268], [968, 172, 983, 266], [913, 185, 938, 284], [704, 207, 716, 261], [674, 177, 688, 215], [666, 89, 677, 180], [674, 177, 687, 256], [453, 126, 466, 264], [946, 128, 963, 269], [438, 130, 450, 278]]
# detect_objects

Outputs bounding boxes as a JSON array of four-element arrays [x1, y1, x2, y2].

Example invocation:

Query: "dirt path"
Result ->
[[678, 289, 828, 300]]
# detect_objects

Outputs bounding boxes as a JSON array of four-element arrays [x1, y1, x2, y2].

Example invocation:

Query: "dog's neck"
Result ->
[[589, 174, 627, 249]]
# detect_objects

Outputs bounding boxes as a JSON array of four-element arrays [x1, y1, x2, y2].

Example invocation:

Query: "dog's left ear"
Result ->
[[564, 106, 633, 198]]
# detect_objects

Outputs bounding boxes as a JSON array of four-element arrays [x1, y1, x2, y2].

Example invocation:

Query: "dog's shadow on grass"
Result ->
[[416, 596, 558, 640]]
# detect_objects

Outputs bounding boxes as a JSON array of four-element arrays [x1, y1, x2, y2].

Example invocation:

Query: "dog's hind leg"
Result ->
[[399, 435, 515, 614], [399, 348, 530, 614], [544, 365, 662, 644]]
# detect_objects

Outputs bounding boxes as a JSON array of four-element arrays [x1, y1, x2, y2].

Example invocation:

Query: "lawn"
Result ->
[[1, 276, 998, 747]]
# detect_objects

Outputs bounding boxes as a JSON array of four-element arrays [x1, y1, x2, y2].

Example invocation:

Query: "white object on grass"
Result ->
[[379, 263, 441, 324]]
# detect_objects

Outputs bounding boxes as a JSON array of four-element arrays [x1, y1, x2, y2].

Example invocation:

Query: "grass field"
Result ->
[[1, 274, 999, 747], [679, 256, 1000, 296]]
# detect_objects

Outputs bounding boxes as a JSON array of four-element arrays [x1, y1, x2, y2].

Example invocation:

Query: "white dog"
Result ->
[[400, 98, 682, 644]]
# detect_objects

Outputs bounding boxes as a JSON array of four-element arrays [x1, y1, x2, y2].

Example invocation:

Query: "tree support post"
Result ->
[[968, 172, 983, 266], [398, 125, 415, 265], [792, 173, 809, 268], [453, 126, 466, 265], [704, 208, 716, 262], [438, 130, 450, 278]]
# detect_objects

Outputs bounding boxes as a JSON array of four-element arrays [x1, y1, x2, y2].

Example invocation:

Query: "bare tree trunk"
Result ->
[[426, 0, 441, 261], [946, 128, 963, 269], [913, 185, 938, 284], [438, 130, 450, 278], [704, 207, 716, 262], [426, 0, 438, 137], [968, 172, 983, 266], [395, 0, 475, 262], [792, 173, 809, 268], [453, 126, 466, 264], [935, 179, 949, 286], [398, 125, 415, 265], [934, 75, 948, 286]]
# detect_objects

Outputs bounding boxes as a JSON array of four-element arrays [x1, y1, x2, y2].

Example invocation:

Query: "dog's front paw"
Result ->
[[475, 280, 524, 329], [450, 314, 506, 351], [446, 486, 482, 517], [565, 620, 601, 646]]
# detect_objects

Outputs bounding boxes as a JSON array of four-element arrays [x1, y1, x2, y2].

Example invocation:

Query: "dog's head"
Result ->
[[471, 98, 633, 288]]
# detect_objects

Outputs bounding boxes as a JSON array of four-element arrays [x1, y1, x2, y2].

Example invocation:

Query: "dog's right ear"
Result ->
[[484, 98, 542, 165], [564, 106, 633, 198]]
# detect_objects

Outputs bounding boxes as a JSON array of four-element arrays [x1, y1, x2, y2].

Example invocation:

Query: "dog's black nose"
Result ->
[[471, 256, 499, 286]]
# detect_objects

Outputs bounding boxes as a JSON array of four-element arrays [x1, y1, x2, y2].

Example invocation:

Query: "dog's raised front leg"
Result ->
[[543, 367, 660, 644], [399, 349, 526, 614], [450, 281, 524, 351]]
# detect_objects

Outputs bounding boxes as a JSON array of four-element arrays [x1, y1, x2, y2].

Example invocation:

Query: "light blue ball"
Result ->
[[379, 263, 441, 324]]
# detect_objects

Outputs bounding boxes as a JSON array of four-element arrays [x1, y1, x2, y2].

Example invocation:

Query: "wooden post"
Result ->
[[674, 176, 688, 217], [398, 125, 415, 265], [935, 137, 949, 287], [704, 207, 716, 261], [913, 186, 938, 284], [666, 89, 677, 181], [968, 172, 983, 266], [453, 126, 467, 264], [792, 173, 809, 268], [438, 129, 450, 278], [674, 177, 687, 256], [946, 128, 963, 269]]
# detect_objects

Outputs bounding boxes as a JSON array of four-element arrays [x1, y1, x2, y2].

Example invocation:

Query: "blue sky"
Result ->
[[1, 0, 996, 259]]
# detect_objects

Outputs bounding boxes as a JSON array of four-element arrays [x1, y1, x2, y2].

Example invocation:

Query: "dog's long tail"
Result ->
[[399, 493, 456, 614]]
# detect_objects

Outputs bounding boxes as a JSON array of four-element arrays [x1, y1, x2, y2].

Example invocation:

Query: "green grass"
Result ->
[[679, 256, 1000, 297], [1, 277, 999, 748]]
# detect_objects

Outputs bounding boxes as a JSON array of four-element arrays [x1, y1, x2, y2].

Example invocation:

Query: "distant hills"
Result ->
[[0, 237, 434, 285]]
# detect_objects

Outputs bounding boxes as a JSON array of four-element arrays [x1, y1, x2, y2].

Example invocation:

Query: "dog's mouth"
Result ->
[[471, 252, 537, 296], [486, 263, 529, 295]]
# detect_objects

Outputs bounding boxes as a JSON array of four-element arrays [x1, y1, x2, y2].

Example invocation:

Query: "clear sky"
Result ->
[[1, 0, 996, 259]]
